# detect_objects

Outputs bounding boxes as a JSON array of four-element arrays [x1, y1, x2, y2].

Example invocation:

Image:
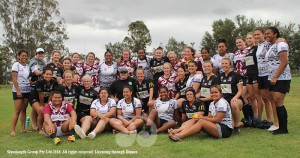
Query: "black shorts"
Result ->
[[76, 111, 90, 125], [159, 119, 170, 127], [258, 76, 269, 89], [224, 97, 244, 106], [246, 75, 259, 85], [141, 98, 149, 113], [29, 98, 39, 106], [203, 100, 211, 116], [216, 123, 232, 138], [29, 97, 49, 106], [269, 80, 291, 94], [242, 76, 248, 86], [12, 92, 30, 100]]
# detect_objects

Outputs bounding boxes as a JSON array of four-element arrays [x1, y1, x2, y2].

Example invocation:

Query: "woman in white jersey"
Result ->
[[142, 86, 179, 135], [82, 88, 117, 139], [253, 28, 277, 130], [109, 86, 144, 134], [169, 85, 233, 141], [10, 50, 31, 136], [265, 27, 291, 135], [99, 49, 117, 88]]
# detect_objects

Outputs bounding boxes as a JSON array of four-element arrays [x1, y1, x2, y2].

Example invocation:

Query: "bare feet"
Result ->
[[112, 129, 119, 134], [128, 130, 137, 134], [32, 125, 38, 131], [169, 134, 183, 142], [168, 128, 180, 135], [21, 129, 32, 133], [168, 128, 174, 135], [39, 130, 44, 135], [10, 131, 17, 137]]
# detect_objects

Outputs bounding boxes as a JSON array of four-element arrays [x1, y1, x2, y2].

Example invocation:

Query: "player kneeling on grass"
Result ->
[[169, 85, 233, 141], [86, 88, 117, 139], [168, 88, 205, 135], [142, 86, 179, 136], [109, 86, 144, 134], [43, 91, 77, 145]]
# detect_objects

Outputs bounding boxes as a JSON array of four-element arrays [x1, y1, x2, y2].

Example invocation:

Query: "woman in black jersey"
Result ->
[[169, 85, 233, 141], [29, 48, 47, 131], [74, 75, 98, 139], [61, 57, 78, 84], [243, 32, 262, 127], [174, 67, 188, 100], [218, 57, 243, 134], [55, 70, 78, 107], [168, 89, 205, 136], [29, 67, 58, 134], [150, 47, 169, 97], [135, 68, 154, 116], [196, 61, 218, 116], [45, 50, 63, 83]]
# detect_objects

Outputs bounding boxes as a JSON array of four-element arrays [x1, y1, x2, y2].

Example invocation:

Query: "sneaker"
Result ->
[[74, 125, 86, 139], [241, 118, 252, 127], [268, 125, 279, 132], [263, 121, 273, 129], [252, 120, 259, 128], [87, 132, 96, 140], [272, 129, 289, 135], [233, 127, 240, 135], [67, 135, 76, 142], [53, 137, 61, 145], [257, 120, 272, 129]]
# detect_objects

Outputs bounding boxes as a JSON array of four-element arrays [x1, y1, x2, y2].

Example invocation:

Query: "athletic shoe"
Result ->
[[53, 137, 61, 145], [233, 127, 240, 135], [272, 129, 289, 135], [263, 121, 273, 129], [257, 120, 273, 129], [87, 132, 96, 140], [268, 125, 279, 132], [241, 118, 252, 127], [252, 120, 260, 128], [67, 135, 76, 142], [74, 125, 86, 139]]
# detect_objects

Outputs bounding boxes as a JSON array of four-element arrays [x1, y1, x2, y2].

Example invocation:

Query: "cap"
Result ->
[[119, 67, 128, 73], [36, 48, 45, 53]]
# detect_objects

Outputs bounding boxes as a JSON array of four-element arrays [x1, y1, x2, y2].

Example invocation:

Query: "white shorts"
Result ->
[[44, 126, 68, 137]]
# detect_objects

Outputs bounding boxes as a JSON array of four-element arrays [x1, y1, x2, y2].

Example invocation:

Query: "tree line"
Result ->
[[1, 0, 299, 84]]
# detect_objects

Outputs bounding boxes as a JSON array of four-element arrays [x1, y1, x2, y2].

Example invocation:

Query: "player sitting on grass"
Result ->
[[43, 91, 77, 145], [169, 85, 233, 141], [141, 86, 179, 136], [168, 88, 205, 135]]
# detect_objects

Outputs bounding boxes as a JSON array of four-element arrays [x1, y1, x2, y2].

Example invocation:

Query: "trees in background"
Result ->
[[200, 15, 300, 70], [106, 20, 152, 58], [164, 37, 187, 56], [0, 0, 68, 59], [0, 0, 68, 84]]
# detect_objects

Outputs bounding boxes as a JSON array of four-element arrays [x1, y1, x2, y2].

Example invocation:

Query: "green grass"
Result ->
[[1, 78, 300, 158]]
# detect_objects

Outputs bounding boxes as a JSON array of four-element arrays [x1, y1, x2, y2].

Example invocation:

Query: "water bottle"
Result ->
[[25, 116, 30, 128]]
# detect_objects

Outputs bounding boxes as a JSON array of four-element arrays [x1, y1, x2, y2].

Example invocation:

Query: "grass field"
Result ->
[[1, 77, 300, 158]]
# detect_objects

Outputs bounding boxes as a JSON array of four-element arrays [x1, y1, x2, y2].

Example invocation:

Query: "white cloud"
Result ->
[[1, 0, 300, 61]]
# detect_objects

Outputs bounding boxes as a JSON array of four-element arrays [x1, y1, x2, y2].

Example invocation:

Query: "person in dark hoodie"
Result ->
[[28, 48, 47, 131]]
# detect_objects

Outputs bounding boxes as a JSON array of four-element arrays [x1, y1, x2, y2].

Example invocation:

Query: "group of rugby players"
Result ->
[[10, 26, 291, 144]]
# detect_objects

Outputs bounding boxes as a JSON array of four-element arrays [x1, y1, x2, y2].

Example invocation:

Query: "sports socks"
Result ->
[[276, 105, 288, 132]]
